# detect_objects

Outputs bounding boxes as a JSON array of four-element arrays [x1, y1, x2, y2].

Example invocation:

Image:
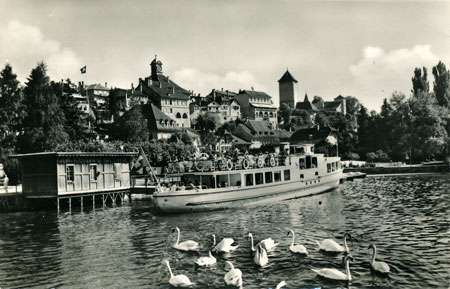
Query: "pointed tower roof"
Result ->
[[278, 70, 298, 83], [304, 93, 310, 103]]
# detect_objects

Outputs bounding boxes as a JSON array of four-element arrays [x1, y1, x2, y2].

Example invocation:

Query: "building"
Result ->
[[12, 152, 136, 198], [233, 120, 279, 149], [278, 70, 299, 108], [235, 89, 278, 128], [141, 103, 181, 140], [86, 83, 110, 111], [136, 56, 191, 128], [296, 94, 347, 116]]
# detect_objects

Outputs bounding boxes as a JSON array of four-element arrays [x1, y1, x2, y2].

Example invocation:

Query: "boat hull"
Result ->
[[152, 171, 342, 213]]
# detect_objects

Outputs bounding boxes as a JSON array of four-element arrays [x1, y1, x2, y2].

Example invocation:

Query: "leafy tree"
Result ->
[[110, 105, 149, 142], [345, 96, 361, 116], [196, 112, 218, 132], [312, 96, 324, 109], [411, 66, 429, 95], [18, 62, 69, 152], [168, 132, 193, 145], [432, 61, 450, 107]]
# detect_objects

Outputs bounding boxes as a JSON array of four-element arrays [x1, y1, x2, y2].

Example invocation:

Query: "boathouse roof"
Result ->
[[11, 152, 137, 158]]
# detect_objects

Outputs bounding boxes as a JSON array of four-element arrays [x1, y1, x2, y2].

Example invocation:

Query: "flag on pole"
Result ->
[[80, 66, 87, 74]]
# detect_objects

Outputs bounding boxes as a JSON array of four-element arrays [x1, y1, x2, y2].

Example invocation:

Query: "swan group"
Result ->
[[165, 228, 391, 287]]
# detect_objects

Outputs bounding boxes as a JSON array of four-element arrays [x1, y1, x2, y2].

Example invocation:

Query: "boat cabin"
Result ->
[[12, 152, 136, 197]]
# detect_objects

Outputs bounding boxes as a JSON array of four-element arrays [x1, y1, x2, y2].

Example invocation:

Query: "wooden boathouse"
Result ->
[[12, 152, 137, 211]]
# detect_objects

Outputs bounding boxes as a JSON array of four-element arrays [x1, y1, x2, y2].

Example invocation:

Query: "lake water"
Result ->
[[0, 174, 449, 288]]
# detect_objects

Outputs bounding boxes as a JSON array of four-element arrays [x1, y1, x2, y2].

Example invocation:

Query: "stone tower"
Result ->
[[278, 70, 298, 108]]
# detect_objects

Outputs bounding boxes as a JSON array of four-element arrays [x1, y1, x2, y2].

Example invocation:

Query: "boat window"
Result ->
[[332, 162, 336, 171], [66, 165, 74, 182], [245, 174, 254, 186], [265, 171, 273, 183], [255, 173, 264, 185], [306, 156, 312, 169], [312, 157, 318, 168], [274, 171, 281, 182], [338, 161, 341, 169], [284, 169, 290, 181], [299, 158, 305, 170], [327, 163, 331, 172]]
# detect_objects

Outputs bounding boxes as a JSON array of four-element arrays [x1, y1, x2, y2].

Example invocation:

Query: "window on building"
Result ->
[[265, 171, 273, 183], [255, 173, 264, 185], [90, 165, 97, 181], [269, 112, 273, 118], [170, 100, 172, 105], [274, 171, 281, 182], [300, 174, 304, 179], [284, 169, 290, 181], [66, 165, 74, 182], [245, 174, 254, 186], [170, 108, 173, 114], [306, 156, 312, 169], [176, 112, 181, 118], [182, 113, 188, 119]]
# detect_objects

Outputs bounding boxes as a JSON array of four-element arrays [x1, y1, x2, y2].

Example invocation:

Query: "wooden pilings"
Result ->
[[56, 190, 129, 213]]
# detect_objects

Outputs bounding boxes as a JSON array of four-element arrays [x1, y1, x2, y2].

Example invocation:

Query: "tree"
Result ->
[[110, 105, 149, 142], [411, 66, 429, 95], [312, 96, 324, 109], [52, 79, 89, 141], [196, 112, 219, 132], [18, 62, 69, 152], [345, 96, 361, 116], [0, 64, 22, 149], [432, 61, 450, 107]]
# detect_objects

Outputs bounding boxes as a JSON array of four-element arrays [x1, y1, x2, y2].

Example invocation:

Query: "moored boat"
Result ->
[[152, 143, 343, 213]]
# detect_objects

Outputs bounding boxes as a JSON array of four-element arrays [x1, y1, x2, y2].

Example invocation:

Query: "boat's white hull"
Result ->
[[152, 171, 342, 213]]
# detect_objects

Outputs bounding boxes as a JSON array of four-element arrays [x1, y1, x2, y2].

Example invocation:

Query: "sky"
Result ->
[[0, 0, 449, 111]]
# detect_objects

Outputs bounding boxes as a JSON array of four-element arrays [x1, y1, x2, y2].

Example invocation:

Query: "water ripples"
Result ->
[[0, 174, 449, 288]]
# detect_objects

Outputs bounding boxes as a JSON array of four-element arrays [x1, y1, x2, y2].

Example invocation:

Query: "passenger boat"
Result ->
[[151, 144, 343, 213]]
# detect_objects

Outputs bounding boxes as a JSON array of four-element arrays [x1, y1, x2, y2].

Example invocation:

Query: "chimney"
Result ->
[[148, 78, 152, 87], [221, 88, 223, 92], [131, 83, 134, 93], [159, 82, 162, 88], [105, 82, 107, 88]]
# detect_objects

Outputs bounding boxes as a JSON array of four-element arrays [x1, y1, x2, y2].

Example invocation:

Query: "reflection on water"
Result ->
[[0, 174, 449, 288]]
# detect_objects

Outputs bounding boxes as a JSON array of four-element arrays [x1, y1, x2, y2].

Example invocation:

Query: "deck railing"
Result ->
[[164, 155, 292, 174]]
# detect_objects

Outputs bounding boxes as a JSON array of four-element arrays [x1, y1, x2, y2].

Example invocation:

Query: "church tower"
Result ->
[[150, 55, 163, 81], [278, 70, 298, 108]]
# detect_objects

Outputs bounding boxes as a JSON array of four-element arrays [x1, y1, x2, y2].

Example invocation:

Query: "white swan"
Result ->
[[195, 251, 216, 266], [288, 229, 308, 254], [172, 227, 200, 252], [224, 261, 243, 287], [369, 244, 390, 274], [248, 233, 279, 252], [165, 260, 193, 287], [253, 244, 269, 267], [311, 255, 354, 281], [316, 232, 351, 253], [276, 281, 287, 289], [212, 234, 239, 253]]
